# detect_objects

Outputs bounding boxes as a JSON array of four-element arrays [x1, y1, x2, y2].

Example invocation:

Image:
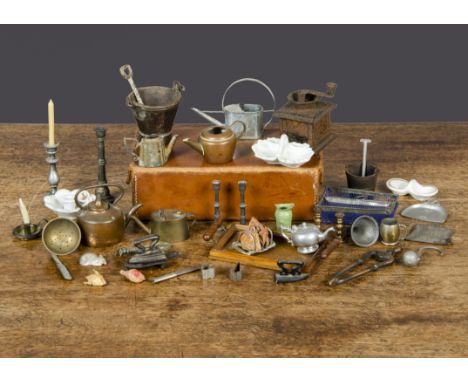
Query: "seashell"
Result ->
[[120, 269, 146, 283], [79, 252, 107, 266], [83, 270, 107, 286], [251, 134, 314, 168]]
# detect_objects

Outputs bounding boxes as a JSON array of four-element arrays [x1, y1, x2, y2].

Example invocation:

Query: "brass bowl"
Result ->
[[42, 217, 81, 255]]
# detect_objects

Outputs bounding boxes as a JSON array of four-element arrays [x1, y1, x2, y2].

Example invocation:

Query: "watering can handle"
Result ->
[[221, 77, 276, 128], [123, 137, 140, 161]]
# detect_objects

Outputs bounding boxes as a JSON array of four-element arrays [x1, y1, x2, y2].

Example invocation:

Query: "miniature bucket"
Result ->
[[126, 81, 185, 139], [345, 163, 379, 191]]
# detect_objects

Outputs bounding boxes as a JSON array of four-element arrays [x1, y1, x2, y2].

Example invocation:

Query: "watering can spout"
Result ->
[[191, 107, 224, 126], [183, 138, 205, 157], [165, 134, 178, 158]]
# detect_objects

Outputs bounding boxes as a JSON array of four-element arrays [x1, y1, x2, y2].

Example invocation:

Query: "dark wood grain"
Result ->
[[0, 122, 467, 357]]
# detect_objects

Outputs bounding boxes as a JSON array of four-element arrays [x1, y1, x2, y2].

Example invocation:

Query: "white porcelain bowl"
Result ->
[[386, 178, 438, 200]]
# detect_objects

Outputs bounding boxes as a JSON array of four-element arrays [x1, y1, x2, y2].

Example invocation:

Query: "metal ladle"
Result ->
[[119, 64, 144, 105]]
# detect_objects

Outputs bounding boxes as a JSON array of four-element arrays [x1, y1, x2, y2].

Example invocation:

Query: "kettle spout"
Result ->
[[183, 138, 205, 157], [165, 134, 178, 158], [318, 226, 336, 242]]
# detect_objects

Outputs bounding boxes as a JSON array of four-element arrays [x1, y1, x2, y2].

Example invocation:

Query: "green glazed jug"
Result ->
[[275, 203, 295, 231]]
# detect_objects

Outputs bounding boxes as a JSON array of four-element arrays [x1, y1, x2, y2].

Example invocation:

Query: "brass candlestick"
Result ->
[[45, 143, 60, 195], [314, 207, 321, 229]]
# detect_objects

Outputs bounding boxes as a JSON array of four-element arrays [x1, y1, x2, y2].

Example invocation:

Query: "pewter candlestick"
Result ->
[[95, 127, 114, 203], [212, 180, 221, 222], [45, 142, 60, 195], [238, 180, 247, 225]]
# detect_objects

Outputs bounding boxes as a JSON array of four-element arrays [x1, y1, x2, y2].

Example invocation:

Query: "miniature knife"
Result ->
[[149, 265, 201, 284]]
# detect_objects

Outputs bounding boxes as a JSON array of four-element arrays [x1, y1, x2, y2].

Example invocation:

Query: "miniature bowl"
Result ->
[[408, 179, 438, 201], [386, 178, 410, 195]]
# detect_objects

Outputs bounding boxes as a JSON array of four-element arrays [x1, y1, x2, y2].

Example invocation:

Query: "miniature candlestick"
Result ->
[[314, 207, 321, 229], [95, 127, 114, 203], [212, 180, 221, 222], [238, 180, 247, 225], [45, 142, 60, 195], [335, 212, 345, 242]]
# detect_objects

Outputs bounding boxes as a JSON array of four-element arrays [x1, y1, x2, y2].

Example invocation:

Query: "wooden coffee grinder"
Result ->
[[274, 82, 337, 148]]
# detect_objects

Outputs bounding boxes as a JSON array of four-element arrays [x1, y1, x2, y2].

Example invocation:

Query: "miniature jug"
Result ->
[[75, 184, 150, 247], [275, 203, 295, 231], [281, 222, 335, 254], [183, 122, 245, 164], [124, 134, 178, 167]]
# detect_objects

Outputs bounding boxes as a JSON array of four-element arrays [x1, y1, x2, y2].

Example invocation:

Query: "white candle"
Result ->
[[48, 99, 55, 146], [18, 198, 30, 225]]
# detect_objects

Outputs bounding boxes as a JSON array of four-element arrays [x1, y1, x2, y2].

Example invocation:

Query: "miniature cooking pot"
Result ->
[[149, 209, 196, 243], [281, 222, 335, 254], [75, 184, 150, 247], [183, 123, 245, 164]]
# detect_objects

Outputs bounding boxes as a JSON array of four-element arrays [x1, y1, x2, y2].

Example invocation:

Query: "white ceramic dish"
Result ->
[[252, 134, 314, 168], [386, 178, 438, 200], [44, 189, 95, 218]]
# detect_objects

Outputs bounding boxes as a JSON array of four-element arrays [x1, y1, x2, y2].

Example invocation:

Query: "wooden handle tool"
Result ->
[[203, 218, 224, 241], [303, 237, 340, 274]]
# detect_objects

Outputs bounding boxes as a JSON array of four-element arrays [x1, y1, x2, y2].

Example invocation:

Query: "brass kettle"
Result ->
[[75, 184, 150, 247]]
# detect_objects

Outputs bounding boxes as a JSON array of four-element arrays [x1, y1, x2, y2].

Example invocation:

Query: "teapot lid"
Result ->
[[201, 126, 234, 142], [151, 209, 187, 222]]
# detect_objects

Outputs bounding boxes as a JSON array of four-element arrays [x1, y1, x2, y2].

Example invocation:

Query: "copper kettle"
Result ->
[[75, 184, 150, 247]]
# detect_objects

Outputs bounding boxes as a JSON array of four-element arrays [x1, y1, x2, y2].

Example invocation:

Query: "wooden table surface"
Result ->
[[1, 122, 467, 357]]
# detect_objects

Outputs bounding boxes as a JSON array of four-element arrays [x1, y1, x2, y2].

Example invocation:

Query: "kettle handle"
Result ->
[[74, 184, 125, 208]]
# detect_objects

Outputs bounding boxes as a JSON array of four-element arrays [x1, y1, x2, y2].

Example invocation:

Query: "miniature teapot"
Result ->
[[75, 184, 150, 247], [182, 122, 245, 164], [281, 222, 335, 254], [124, 134, 178, 167]]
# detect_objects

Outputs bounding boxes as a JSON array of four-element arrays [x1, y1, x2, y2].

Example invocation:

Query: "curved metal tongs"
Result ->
[[328, 247, 401, 286]]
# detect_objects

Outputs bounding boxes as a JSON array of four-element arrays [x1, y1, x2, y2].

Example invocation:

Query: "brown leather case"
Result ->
[[127, 125, 323, 221]]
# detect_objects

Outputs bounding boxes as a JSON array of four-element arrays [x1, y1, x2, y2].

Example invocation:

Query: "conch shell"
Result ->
[[120, 269, 145, 283], [84, 270, 107, 286]]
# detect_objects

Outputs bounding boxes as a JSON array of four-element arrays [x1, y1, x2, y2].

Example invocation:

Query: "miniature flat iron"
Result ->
[[275, 260, 309, 284]]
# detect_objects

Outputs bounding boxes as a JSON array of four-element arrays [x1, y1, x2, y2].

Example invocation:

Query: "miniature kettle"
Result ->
[[75, 184, 150, 247], [123, 134, 178, 168], [182, 122, 245, 164], [281, 222, 335, 254]]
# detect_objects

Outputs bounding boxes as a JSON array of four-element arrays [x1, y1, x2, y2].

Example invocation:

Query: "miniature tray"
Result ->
[[317, 187, 399, 225]]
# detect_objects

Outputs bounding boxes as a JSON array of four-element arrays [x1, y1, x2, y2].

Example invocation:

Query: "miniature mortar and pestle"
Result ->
[[345, 138, 379, 191]]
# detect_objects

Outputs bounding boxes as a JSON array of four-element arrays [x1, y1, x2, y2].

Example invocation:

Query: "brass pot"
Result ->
[[149, 209, 195, 243]]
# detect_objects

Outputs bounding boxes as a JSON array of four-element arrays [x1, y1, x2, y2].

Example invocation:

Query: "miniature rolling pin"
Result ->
[[302, 237, 340, 274]]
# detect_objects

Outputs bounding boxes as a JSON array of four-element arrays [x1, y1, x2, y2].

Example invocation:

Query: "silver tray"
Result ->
[[401, 202, 448, 223], [405, 224, 453, 245]]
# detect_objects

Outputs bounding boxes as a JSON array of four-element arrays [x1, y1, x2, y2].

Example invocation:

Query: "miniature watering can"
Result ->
[[183, 123, 245, 164], [281, 222, 335, 254], [191, 77, 276, 140], [75, 184, 150, 247], [124, 134, 178, 167]]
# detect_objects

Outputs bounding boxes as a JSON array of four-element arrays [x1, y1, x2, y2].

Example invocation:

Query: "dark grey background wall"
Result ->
[[1, 25, 467, 124]]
